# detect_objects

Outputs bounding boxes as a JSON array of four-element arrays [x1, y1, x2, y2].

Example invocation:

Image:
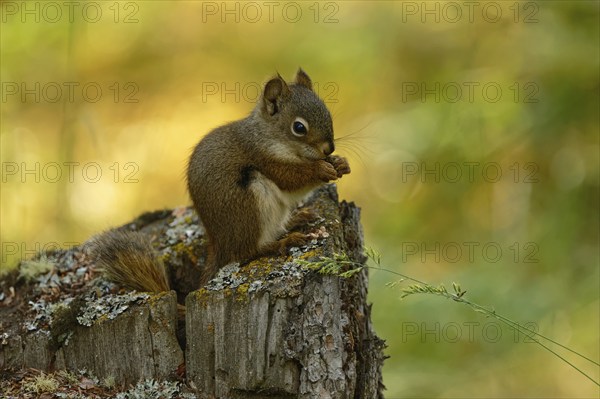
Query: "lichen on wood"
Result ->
[[0, 184, 385, 397]]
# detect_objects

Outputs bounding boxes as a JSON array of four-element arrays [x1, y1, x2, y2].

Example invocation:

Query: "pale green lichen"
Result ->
[[19, 257, 55, 282], [115, 379, 196, 399], [76, 292, 150, 327]]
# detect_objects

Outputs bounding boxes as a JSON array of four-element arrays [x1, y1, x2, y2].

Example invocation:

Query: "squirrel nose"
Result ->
[[323, 142, 335, 156]]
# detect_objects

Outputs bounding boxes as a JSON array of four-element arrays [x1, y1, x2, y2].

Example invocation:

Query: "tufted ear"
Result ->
[[263, 73, 290, 116], [294, 68, 313, 91]]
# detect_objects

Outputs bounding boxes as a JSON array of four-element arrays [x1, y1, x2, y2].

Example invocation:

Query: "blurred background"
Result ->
[[1, 1, 598, 397]]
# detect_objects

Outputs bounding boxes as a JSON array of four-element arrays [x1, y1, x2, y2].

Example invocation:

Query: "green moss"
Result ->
[[146, 291, 170, 311], [297, 249, 320, 262], [160, 240, 199, 266], [234, 283, 250, 302], [23, 373, 59, 394], [242, 257, 280, 280], [192, 288, 212, 308], [49, 296, 86, 351], [148, 290, 169, 302], [94, 314, 110, 325]]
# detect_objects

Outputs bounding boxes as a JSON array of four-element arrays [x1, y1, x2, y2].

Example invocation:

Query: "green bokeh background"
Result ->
[[1, 1, 598, 397]]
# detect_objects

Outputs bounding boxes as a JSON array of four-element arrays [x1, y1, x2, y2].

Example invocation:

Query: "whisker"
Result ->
[[334, 140, 376, 170], [336, 148, 367, 170]]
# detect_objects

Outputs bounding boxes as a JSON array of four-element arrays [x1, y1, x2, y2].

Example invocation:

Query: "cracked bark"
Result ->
[[186, 186, 385, 398]]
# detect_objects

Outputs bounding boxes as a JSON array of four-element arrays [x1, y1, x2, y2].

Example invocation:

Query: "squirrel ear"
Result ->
[[295, 68, 313, 91], [263, 74, 290, 116]]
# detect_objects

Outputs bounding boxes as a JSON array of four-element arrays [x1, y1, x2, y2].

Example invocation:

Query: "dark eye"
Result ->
[[291, 117, 309, 137]]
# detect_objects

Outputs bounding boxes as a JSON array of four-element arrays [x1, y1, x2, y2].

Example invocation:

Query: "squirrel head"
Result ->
[[255, 69, 335, 161]]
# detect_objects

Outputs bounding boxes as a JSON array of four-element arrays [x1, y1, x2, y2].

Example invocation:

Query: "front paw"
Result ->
[[326, 155, 351, 177], [316, 160, 339, 182], [286, 209, 321, 230], [278, 232, 310, 255]]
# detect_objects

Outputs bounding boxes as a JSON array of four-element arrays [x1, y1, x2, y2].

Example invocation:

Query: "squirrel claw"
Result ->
[[326, 155, 351, 177], [316, 160, 339, 182], [281, 231, 310, 250], [259, 232, 310, 257], [286, 209, 320, 230]]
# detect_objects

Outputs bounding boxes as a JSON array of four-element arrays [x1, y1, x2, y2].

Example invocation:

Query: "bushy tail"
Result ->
[[89, 229, 170, 293]]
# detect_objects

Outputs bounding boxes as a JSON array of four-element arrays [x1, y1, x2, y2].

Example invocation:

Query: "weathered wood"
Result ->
[[0, 184, 384, 397], [59, 291, 183, 384], [0, 292, 183, 385], [186, 186, 385, 398], [187, 274, 379, 399]]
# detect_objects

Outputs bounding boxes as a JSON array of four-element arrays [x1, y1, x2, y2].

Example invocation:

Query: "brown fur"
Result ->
[[90, 230, 169, 293], [187, 69, 350, 285]]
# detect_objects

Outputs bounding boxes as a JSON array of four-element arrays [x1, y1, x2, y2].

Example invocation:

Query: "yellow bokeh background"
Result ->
[[1, 1, 598, 397]]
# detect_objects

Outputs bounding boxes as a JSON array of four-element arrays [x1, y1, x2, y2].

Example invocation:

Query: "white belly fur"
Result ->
[[249, 172, 315, 247]]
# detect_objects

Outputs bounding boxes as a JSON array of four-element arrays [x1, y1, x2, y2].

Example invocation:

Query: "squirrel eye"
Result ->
[[291, 117, 309, 137]]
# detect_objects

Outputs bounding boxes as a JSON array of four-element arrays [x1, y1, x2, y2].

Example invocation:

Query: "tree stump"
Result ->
[[0, 184, 385, 398]]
